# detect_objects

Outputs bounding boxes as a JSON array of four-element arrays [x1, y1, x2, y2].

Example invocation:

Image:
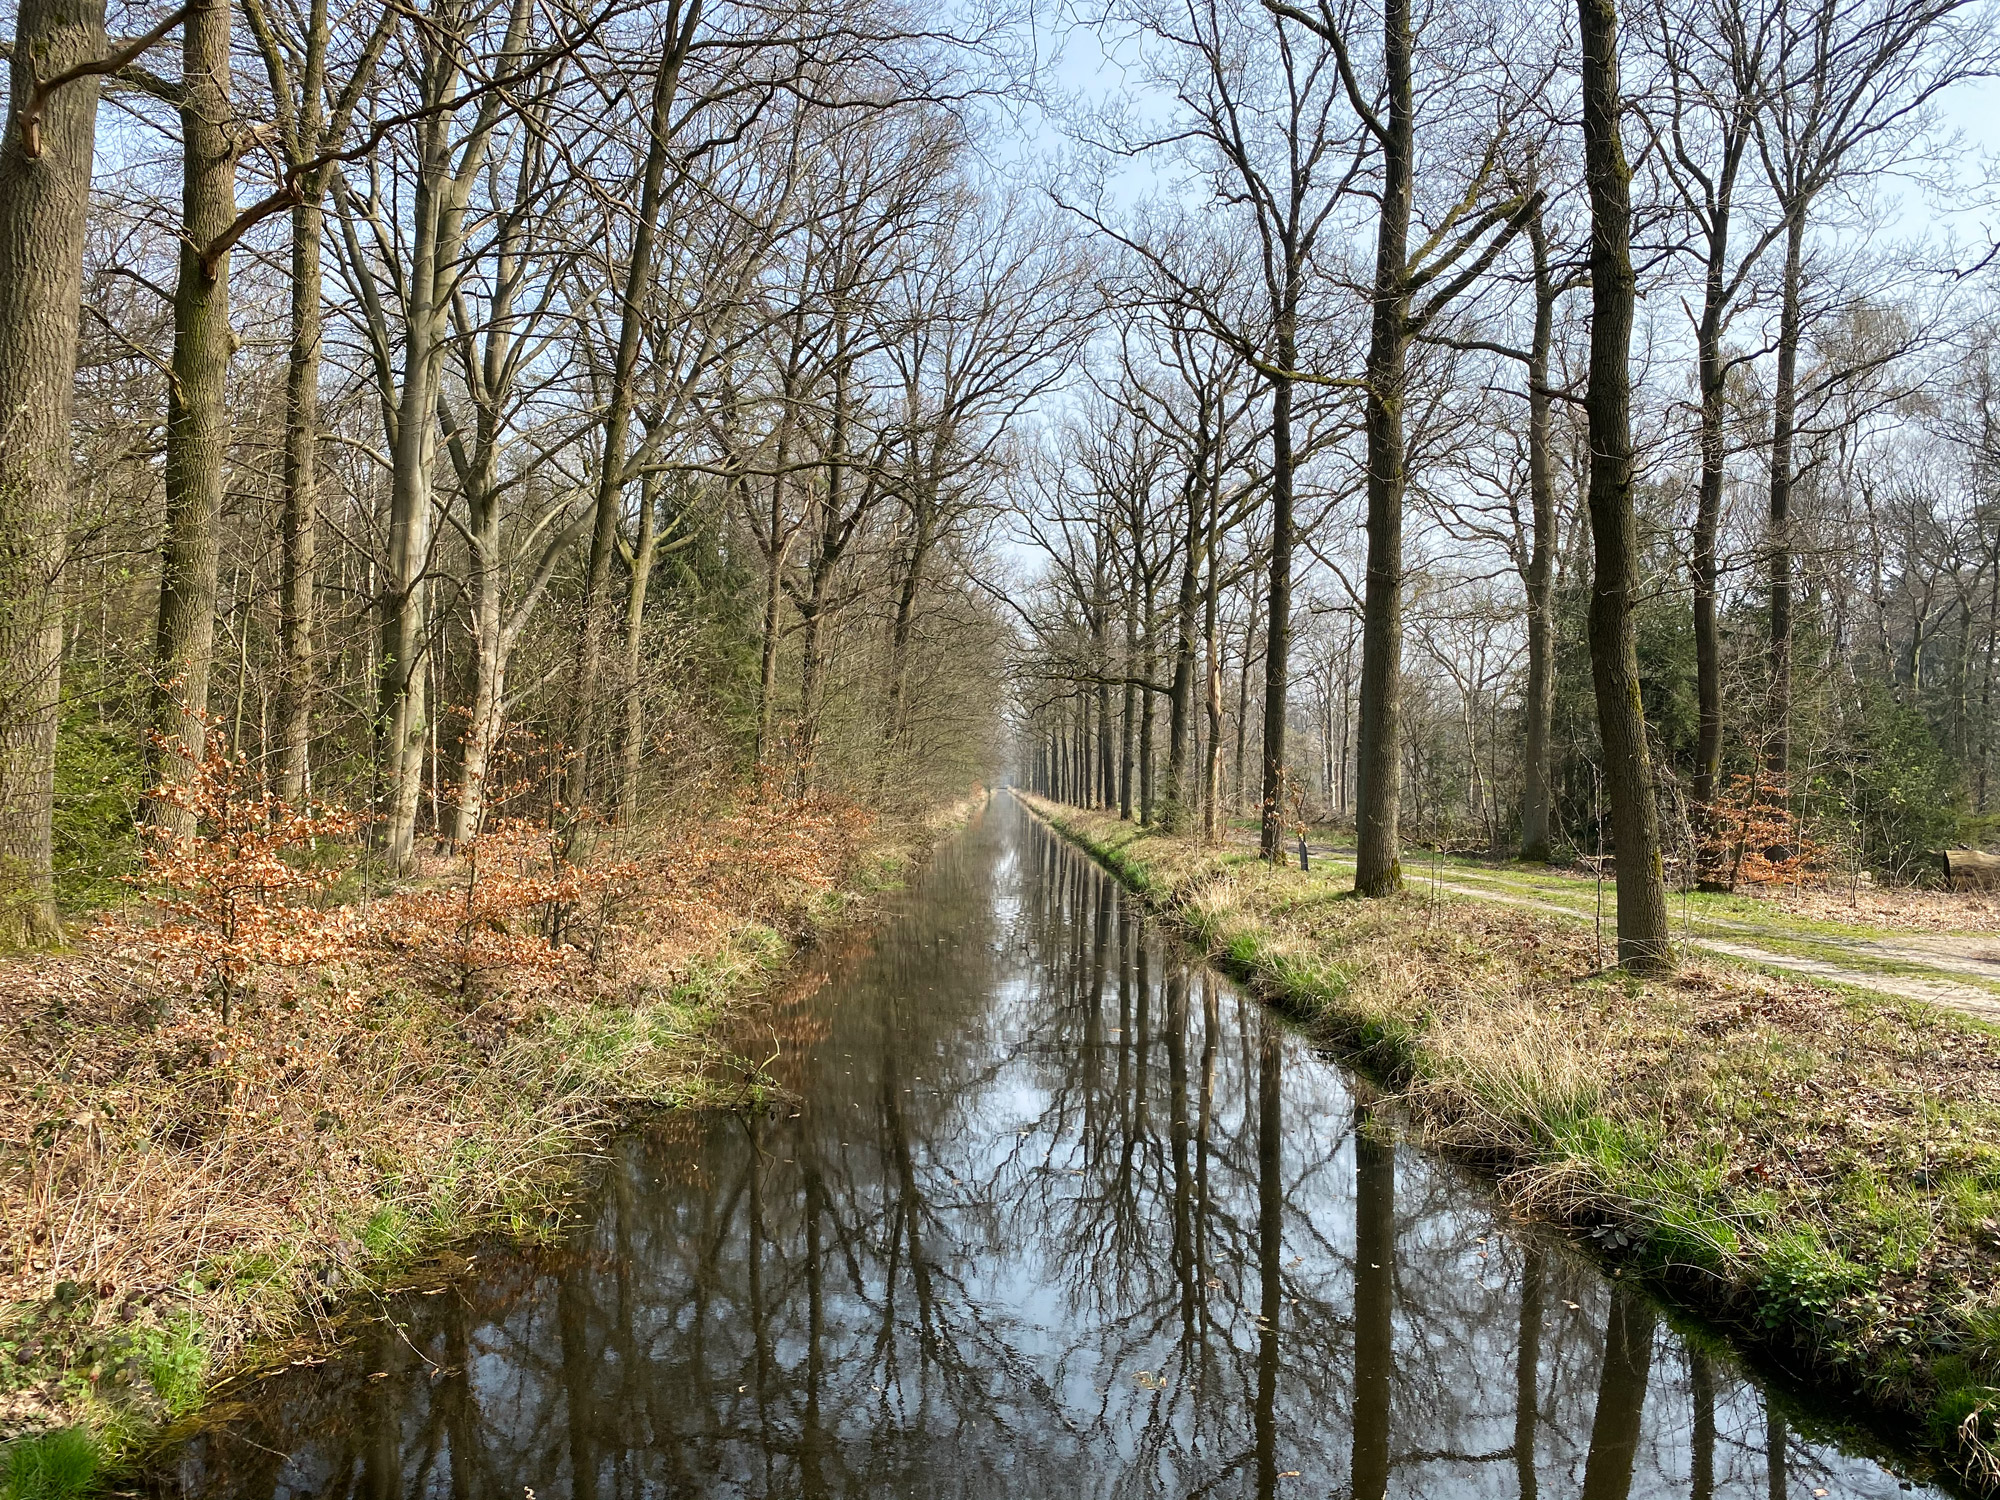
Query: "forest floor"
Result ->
[[1259, 829, 2000, 1022], [0, 790, 982, 1475], [1026, 793, 2000, 1495]]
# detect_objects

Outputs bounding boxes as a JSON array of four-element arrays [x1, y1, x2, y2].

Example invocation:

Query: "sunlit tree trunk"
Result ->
[[1578, 0, 1673, 970], [146, 0, 238, 836], [0, 0, 107, 942], [1352, 0, 1414, 895], [1520, 217, 1558, 863]]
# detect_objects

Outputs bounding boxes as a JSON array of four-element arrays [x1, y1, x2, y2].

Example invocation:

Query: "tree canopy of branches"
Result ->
[[1, 0, 1997, 961]]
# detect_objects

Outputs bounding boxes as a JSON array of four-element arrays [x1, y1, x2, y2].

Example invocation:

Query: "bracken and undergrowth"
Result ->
[[0, 734, 980, 1489]]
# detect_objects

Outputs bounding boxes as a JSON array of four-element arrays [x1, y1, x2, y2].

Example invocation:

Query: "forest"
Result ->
[[1007, 0, 2000, 974], [3, 0, 2000, 1479], [0, 0, 1069, 952], [0, 0, 1995, 974]]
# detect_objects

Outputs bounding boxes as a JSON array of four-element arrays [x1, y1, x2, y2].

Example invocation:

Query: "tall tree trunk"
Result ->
[[1095, 526, 1116, 808], [1201, 515, 1223, 842], [615, 472, 661, 822], [1765, 209, 1806, 778], [1235, 575, 1258, 814], [0, 0, 107, 942], [1578, 0, 1673, 970], [564, 0, 702, 822], [1691, 253, 1730, 827], [146, 0, 237, 835], [1352, 0, 1414, 896], [795, 359, 851, 787], [1140, 610, 1158, 825], [1120, 582, 1137, 819], [1259, 359, 1295, 860], [882, 467, 938, 779], [273, 191, 322, 805], [1162, 478, 1203, 832], [377, 144, 448, 870], [1520, 217, 1558, 863], [453, 488, 505, 844], [371, 0, 525, 867], [755, 448, 787, 768], [1979, 544, 1997, 812], [252, 0, 389, 806]]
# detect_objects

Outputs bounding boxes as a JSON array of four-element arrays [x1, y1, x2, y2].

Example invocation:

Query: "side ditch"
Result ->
[[1020, 791, 2000, 1498]]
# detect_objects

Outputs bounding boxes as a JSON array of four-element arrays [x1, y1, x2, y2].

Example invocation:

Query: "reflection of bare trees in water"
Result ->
[[160, 806, 1940, 1500]]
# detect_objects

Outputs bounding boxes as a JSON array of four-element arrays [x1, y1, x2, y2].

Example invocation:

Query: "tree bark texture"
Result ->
[[274, 189, 323, 805], [146, 0, 237, 837], [1161, 472, 1204, 833], [0, 0, 107, 942], [1353, 0, 1414, 896], [1519, 216, 1558, 863], [1578, 0, 1674, 970]]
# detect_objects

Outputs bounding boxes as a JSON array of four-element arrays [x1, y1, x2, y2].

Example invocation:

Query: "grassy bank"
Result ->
[[0, 789, 982, 1492], [1024, 793, 2000, 1493]]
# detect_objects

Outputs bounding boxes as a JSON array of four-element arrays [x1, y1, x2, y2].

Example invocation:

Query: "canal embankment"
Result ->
[[1022, 791, 2000, 1494], [0, 789, 983, 1486]]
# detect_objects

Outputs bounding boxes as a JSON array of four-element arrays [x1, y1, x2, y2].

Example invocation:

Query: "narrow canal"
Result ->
[[159, 794, 1949, 1499]]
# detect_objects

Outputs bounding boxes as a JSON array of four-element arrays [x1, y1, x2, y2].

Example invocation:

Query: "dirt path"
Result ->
[[1278, 837, 2000, 1025]]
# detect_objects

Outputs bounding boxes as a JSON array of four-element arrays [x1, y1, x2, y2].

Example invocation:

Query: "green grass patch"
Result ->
[[139, 1316, 207, 1419], [0, 1428, 103, 1500]]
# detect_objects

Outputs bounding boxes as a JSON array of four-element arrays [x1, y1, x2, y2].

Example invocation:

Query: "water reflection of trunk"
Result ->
[[1254, 1015, 1282, 1500], [1167, 966, 1197, 1347], [1690, 1352, 1715, 1500], [607, 1158, 651, 1463], [745, 1113, 775, 1481], [1085, 875, 1110, 1151], [801, 1163, 829, 1500], [1767, 1411, 1788, 1500], [1133, 938, 1153, 1147], [882, 1015, 937, 1346], [360, 1320, 404, 1500], [435, 1290, 481, 1500], [1351, 1110, 1394, 1500], [1514, 1247, 1543, 1500], [558, 1254, 598, 1500], [1578, 1286, 1656, 1500], [1196, 976, 1217, 1274], [1116, 904, 1133, 1147]]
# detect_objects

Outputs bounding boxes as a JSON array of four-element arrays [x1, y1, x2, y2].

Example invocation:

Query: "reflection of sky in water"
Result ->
[[164, 798, 1953, 1500]]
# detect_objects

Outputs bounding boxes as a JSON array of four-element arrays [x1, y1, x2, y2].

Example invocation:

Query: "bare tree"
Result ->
[[1577, 0, 1674, 968]]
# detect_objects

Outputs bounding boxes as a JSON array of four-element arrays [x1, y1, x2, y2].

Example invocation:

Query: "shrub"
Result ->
[[369, 817, 634, 1003], [1839, 683, 1964, 882], [50, 710, 143, 910], [116, 723, 360, 1023]]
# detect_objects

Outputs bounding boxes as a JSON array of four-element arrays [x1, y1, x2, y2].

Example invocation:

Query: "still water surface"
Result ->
[[161, 796, 1949, 1499]]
